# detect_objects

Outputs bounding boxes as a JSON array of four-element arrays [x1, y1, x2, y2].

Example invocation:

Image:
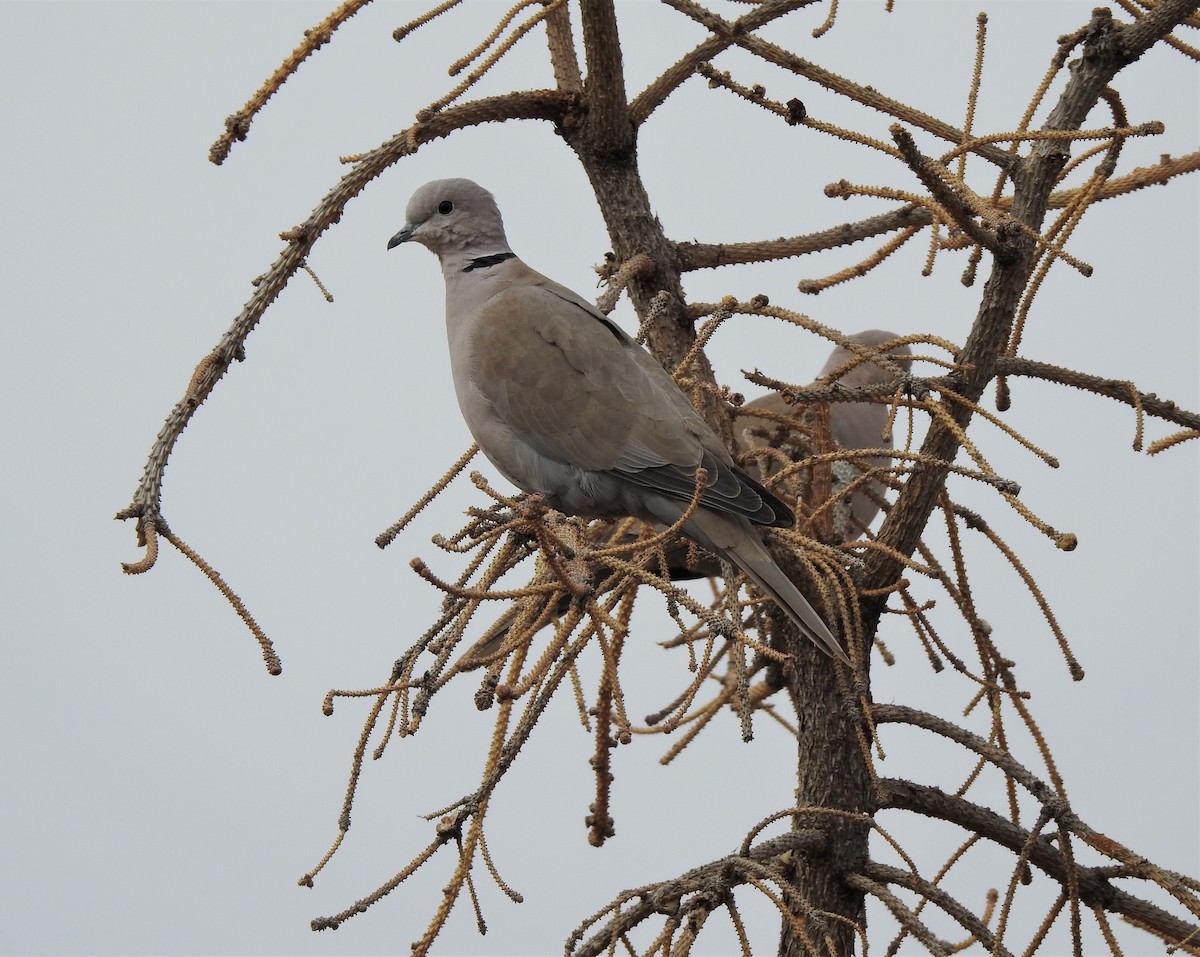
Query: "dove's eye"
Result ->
[[438, 201, 454, 215]]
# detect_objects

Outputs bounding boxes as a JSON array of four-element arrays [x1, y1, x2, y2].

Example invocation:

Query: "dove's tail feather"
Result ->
[[720, 536, 851, 665], [676, 508, 848, 663]]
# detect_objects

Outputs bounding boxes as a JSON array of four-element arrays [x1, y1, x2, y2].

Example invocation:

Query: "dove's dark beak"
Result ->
[[387, 223, 417, 249]]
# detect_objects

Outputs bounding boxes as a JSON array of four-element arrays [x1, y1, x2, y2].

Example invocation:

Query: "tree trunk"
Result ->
[[777, 630, 872, 956], [563, 4, 870, 953]]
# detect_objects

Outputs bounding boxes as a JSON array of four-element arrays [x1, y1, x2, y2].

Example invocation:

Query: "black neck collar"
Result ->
[[462, 252, 516, 272]]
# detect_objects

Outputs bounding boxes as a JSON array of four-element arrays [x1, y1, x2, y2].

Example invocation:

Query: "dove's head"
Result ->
[[388, 178, 512, 259], [818, 330, 913, 388]]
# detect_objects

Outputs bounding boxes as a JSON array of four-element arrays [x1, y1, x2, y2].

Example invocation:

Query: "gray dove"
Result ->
[[388, 178, 846, 663], [452, 332, 911, 671], [737, 330, 912, 533]]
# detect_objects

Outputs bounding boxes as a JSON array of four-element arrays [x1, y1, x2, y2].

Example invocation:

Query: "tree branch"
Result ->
[[880, 778, 1200, 954], [659, 0, 1017, 169], [544, 0, 583, 93], [567, 828, 830, 957], [843, 871, 952, 957], [117, 89, 577, 549], [872, 703, 1059, 804], [578, 0, 631, 154], [675, 205, 934, 271], [997, 355, 1200, 432], [209, 0, 372, 165], [890, 125, 1008, 257], [856, 861, 1016, 957], [629, 0, 817, 125], [858, 0, 1199, 603]]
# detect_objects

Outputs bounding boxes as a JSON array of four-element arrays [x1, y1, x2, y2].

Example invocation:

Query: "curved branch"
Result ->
[[856, 861, 1016, 957], [843, 871, 951, 957], [117, 89, 577, 541], [880, 778, 1200, 954], [872, 703, 1060, 805]]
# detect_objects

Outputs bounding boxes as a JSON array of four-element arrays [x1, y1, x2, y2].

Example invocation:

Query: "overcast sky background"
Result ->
[[2, 1, 1197, 954]]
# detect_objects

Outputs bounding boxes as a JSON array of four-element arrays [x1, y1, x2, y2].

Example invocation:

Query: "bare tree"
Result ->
[[117, 1, 1200, 954]]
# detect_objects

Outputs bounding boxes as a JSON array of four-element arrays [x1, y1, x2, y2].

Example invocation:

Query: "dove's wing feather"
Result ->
[[469, 279, 788, 526]]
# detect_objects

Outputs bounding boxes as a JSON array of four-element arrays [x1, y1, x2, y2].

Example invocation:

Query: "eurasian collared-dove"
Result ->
[[389, 178, 847, 663], [453, 333, 911, 671], [736, 330, 912, 534]]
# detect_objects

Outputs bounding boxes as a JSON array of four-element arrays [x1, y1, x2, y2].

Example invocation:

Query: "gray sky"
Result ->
[[2, 1, 1196, 954]]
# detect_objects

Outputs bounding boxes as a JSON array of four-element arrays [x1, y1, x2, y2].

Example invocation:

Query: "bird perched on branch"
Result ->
[[389, 178, 846, 662], [448, 331, 912, 672]]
